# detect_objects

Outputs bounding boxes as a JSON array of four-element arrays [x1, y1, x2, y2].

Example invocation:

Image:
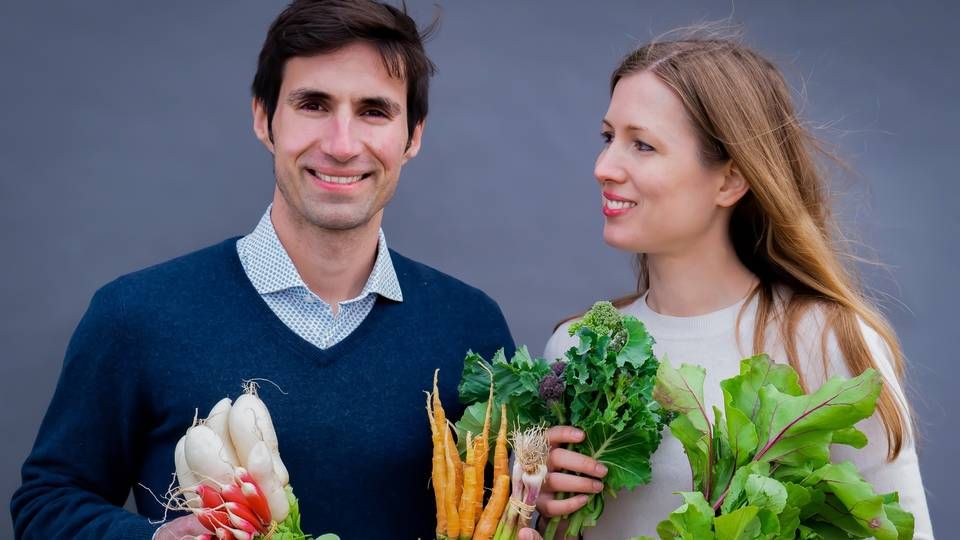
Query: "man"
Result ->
[[11, 1, 514, 538]]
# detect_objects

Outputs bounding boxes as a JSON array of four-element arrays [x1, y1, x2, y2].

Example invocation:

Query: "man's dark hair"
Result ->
[[252, 0, 438, 142]]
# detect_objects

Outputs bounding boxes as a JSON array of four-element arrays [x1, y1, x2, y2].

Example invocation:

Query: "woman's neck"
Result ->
[[645, 231, 757, 317]]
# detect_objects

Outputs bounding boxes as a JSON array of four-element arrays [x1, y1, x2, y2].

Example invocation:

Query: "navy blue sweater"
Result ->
[[12, 238, 515, 539]]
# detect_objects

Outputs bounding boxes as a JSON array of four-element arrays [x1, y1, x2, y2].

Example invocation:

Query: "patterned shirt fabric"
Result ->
[[236, 206, 403, 349]]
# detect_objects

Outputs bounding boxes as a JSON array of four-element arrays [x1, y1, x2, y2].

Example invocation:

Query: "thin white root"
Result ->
[[512, 425, 550, 474], [140, 477, 197, 524], [241, 378, 287, 395]]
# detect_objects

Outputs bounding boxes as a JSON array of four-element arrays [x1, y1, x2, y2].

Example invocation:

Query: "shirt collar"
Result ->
[[237, 205, 403, 303]]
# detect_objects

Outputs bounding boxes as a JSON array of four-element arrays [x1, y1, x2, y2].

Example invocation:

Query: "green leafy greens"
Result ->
[[265, 486, 340, 540], [457, 301, 670, 539], [634, 355, 914, 540]]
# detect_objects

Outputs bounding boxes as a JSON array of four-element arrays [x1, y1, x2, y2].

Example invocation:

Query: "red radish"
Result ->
[[196, 484, 224, 509], [222, 528, 251, 540], [204, 398, 240, 466], [222, 480, 269, 525], [225, 502, 263, 532], [215, 529, 235, 540], [229, 389, 289, 486], [197, 508, 230, 532], [185, 425, 235, 487], [174, 436, 201, 508], [225, 511, 258, 535]]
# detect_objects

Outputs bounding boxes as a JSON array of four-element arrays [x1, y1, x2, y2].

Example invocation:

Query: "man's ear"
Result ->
[[402, 121, 425, 164], [717, 161, 749, 208], [252, 98, 275, 153]]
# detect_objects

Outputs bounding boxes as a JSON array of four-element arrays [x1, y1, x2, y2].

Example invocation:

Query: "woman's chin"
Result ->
[[602, 227, 645, 253]]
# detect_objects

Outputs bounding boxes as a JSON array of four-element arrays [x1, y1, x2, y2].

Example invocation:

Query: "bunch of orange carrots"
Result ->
[[426, 370, 512, 540]]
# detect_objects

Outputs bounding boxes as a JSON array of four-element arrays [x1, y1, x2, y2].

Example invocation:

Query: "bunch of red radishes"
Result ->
[[173, 383, 292, 540]]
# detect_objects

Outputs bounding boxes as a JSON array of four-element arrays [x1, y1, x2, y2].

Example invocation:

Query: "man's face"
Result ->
[[254, 42, 423, 232]]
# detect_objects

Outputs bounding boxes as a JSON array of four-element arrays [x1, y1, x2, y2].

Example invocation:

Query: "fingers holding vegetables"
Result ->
[[544, 426, 585, 448], [542, 472, 603, 495], [546, 447, 607, 479]]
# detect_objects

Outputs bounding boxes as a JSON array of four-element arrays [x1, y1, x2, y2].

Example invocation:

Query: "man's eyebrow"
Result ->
[[285, 90, 400, 116], [359, 96, 401, 116], [286, 88, 330, 104]]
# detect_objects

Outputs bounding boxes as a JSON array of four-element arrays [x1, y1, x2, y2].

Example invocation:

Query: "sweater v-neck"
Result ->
[[222, 237, 399, 365]]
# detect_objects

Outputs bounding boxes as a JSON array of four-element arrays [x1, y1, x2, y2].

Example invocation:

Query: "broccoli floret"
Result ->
[[539, 361, 568, 423], [568, 301, 628, 351], [539, 373, 565, 405], [550, 360, 566, 377]]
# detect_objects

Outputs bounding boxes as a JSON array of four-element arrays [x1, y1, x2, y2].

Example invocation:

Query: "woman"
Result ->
[[524, 37, 933, 539]]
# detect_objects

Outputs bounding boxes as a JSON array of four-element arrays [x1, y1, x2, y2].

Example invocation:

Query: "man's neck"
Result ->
[[270, 200, 382, 312], [645, 224, 757, 317]]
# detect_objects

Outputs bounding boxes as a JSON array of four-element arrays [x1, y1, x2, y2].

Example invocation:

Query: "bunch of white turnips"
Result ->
[[173, 382, 297, 540]]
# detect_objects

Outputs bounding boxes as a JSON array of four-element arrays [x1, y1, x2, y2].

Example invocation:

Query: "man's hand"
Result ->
[[153, 514, 209, 540], [536, 425, 607, 518]]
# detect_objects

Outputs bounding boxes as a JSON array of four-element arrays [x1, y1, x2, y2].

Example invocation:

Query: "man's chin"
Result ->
[[301, 209, 376, 232]]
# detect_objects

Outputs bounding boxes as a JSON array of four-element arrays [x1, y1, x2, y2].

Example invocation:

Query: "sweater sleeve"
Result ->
[[11, 284, 160, 540], [803, 319, 934, 539]]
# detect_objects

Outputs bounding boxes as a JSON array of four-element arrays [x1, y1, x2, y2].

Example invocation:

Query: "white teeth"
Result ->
[[604, 196, 637, 210], [315, 172, 363, 184]]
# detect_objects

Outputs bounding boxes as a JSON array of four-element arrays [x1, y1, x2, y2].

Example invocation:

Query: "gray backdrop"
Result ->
[[2, 1, 955, 536]]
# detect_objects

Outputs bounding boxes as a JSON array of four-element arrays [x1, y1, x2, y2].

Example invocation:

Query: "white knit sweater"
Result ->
[[543, 292, 934, 539]]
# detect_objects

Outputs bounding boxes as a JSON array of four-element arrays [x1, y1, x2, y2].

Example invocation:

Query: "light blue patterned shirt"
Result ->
[[236, 206, 403, 349]]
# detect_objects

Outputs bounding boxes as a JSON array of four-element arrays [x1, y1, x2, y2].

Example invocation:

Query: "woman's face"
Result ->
[[595, 70, 736, 256]]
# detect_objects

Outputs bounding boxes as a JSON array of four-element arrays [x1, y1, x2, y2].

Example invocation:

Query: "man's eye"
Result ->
[[363, 109, 389, 118], [300, 102, 324, 111]]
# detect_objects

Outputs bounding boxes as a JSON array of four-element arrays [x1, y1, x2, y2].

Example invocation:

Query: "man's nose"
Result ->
[[321, 114, 362, 163]]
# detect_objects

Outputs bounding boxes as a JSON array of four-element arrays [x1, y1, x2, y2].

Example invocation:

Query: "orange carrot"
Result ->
[[458, 433, 477, 538], [492, 403, 508, 481], [444, 424, 461, 538], [471, 435, 487, 525], [426, 385, 447, 538], [473, 474, 511, 540], [473, 382, 494, 518]]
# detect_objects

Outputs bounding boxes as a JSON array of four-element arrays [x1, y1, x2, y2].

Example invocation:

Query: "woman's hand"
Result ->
[[536, 426, 607, 518]]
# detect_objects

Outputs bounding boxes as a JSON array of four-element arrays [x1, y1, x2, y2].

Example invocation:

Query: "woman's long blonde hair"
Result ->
[[608, 36, 911, 460]]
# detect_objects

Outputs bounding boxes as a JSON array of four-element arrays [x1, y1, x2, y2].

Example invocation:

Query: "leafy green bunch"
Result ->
[[457, 301, 670, 539], [268, 486, 340, 540], [635, 355, 914, 540]]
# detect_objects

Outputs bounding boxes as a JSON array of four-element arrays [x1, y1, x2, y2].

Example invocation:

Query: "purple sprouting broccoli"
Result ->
[[539, 361, 568, 424]]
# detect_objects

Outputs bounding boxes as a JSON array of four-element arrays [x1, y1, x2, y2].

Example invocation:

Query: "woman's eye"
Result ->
[[634, 140, 655, 152], [601, 131, 613, 144]]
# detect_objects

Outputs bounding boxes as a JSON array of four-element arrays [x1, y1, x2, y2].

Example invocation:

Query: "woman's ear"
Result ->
[[717, 162, 749, 207]]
